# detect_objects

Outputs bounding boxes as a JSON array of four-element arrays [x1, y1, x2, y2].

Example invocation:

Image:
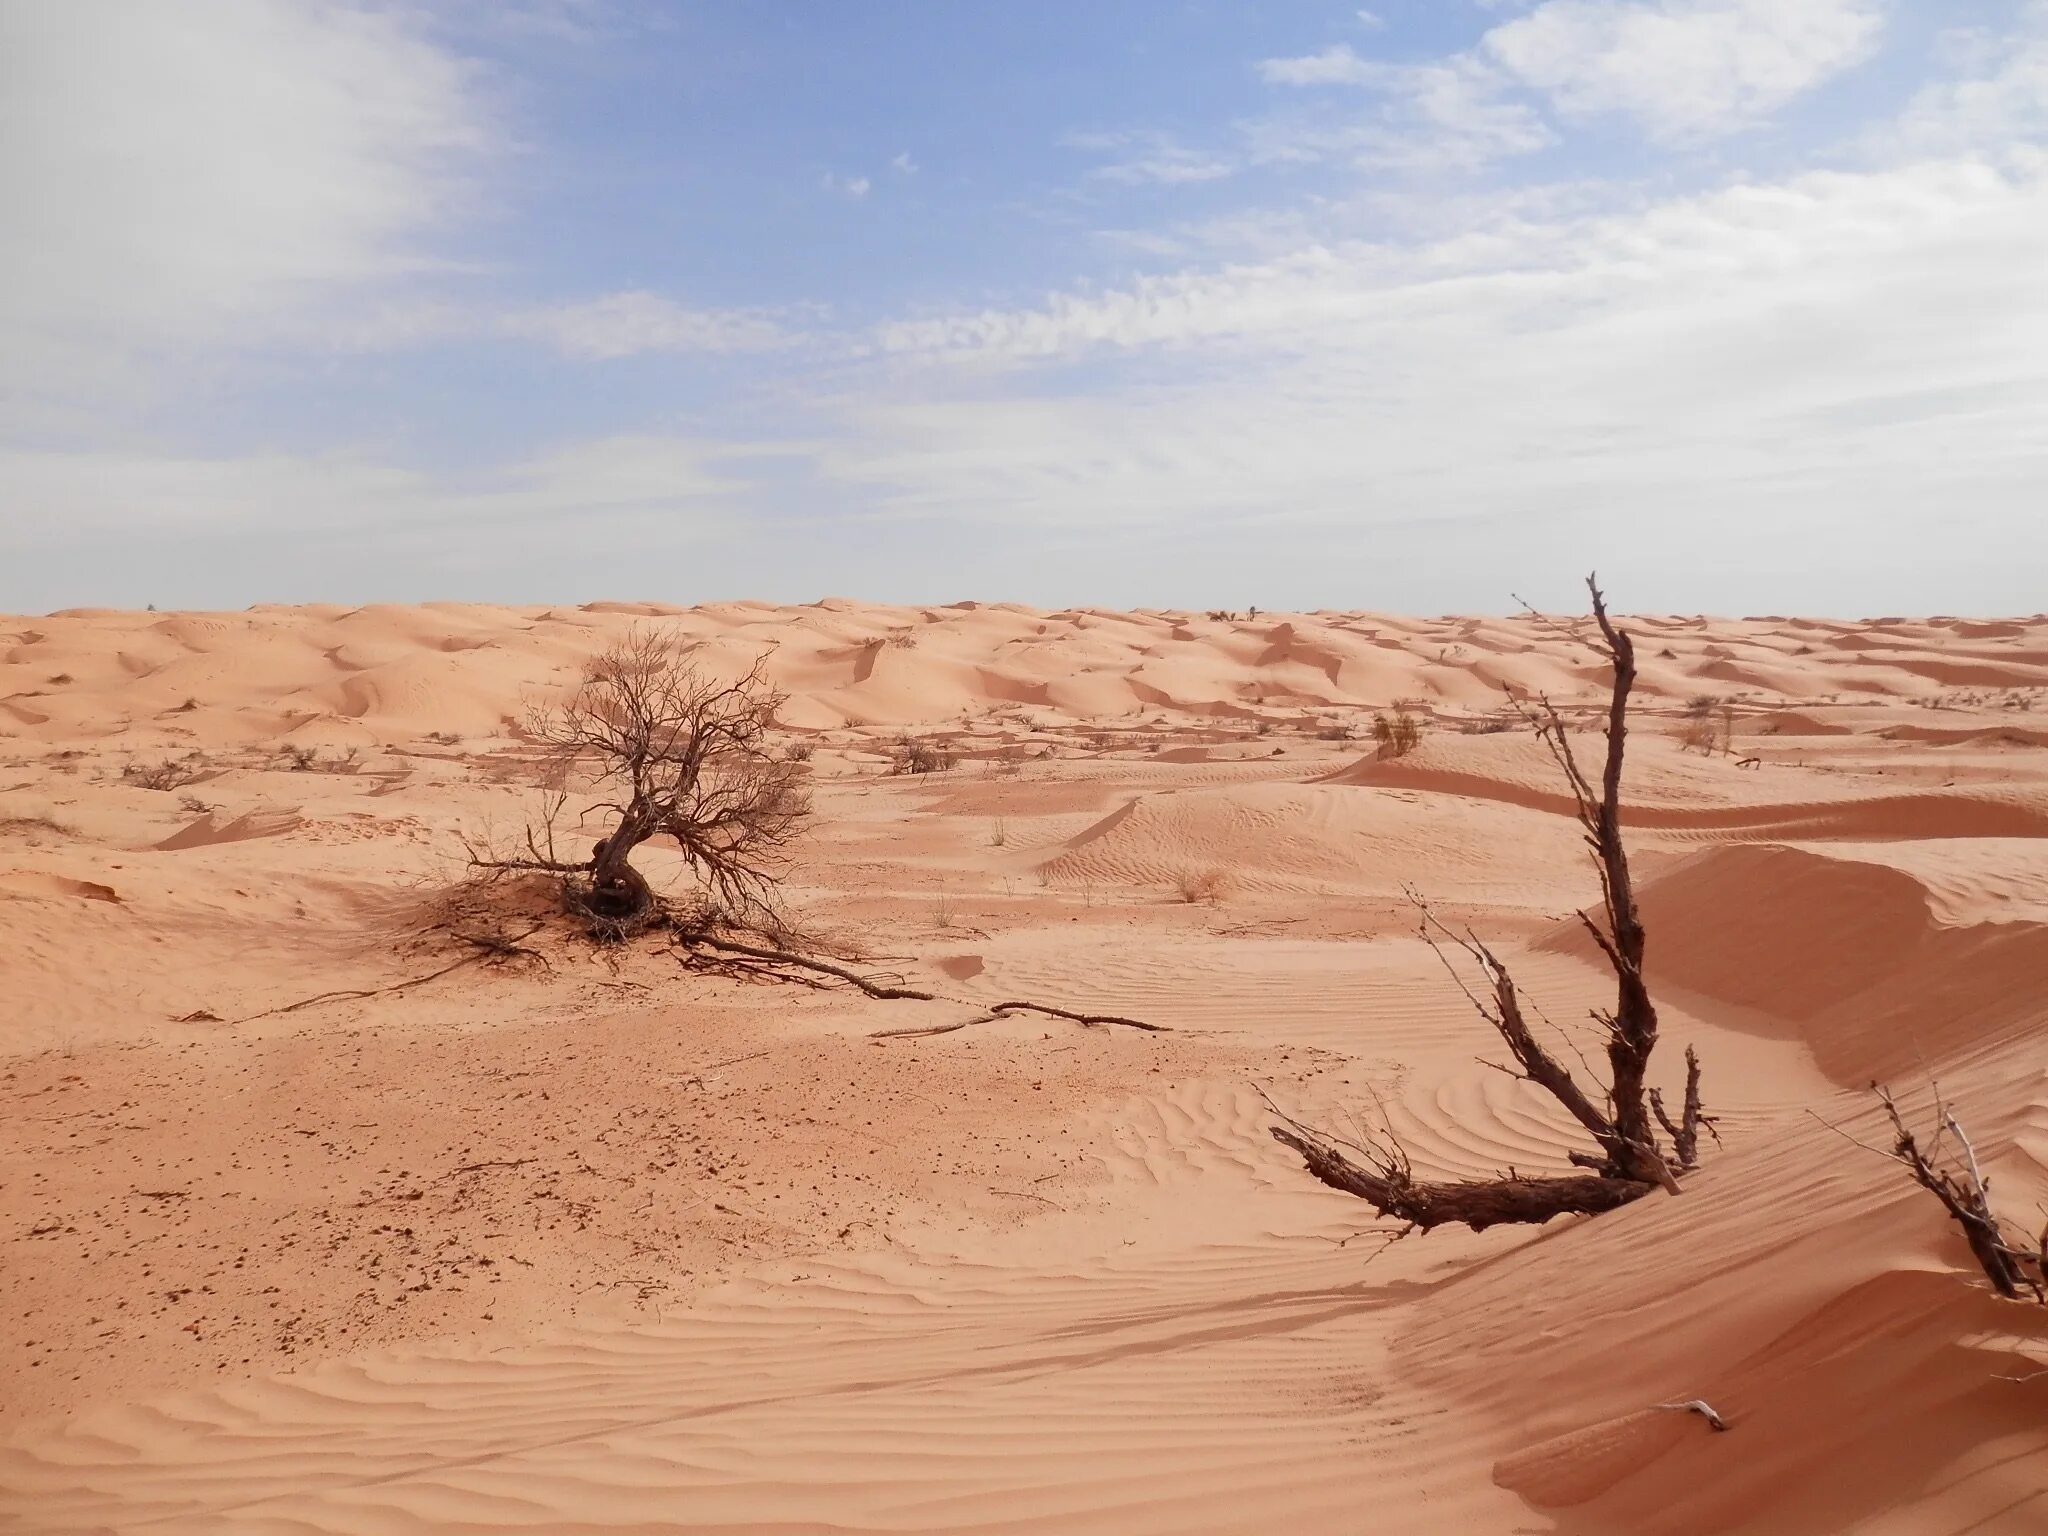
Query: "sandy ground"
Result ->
[[2, 599, 2046, 1533]]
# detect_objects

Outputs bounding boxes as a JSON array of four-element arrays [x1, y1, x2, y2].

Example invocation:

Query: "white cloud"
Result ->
[[0, 0, 492, 405], [1888, 8, 2048, 157], [822, 172, 872, 198], [1070, 130, 1237, 185], [1483, 0, 1884, 140], [1356, 9, 1387, 31], [1253, 48, 1551, 173], [850, 152, 2048, 610], [1258, 43, 1379, 87], [504, 291, 793, 358], [0, 433, 754, 543], [891, 151, 919, 175]]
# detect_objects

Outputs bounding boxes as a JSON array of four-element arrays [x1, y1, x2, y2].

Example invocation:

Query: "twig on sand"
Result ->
[[1654, 1399, 1729, 1431], [870, 999, 1168, 1041]]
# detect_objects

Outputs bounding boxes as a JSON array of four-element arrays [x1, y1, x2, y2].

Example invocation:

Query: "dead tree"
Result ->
[[1272, 575, 1709, 1230], [469, 629, 809, 937], [1865, 1084, 2045, 1303]]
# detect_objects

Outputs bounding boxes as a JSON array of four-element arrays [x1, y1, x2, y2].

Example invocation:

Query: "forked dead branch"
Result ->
[[1271, 576, 1712, 1231]]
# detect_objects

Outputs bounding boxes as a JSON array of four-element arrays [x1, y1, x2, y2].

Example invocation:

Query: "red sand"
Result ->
[[3, 601, 2045, 1532]]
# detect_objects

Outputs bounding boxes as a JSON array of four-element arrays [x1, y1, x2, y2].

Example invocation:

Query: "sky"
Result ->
[[2, 0, 2045, 616]]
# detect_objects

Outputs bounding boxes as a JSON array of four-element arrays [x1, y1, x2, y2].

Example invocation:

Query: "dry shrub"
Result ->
[[783, 739, 816, 762], [468, 628, 809, 936], [1460, 713, 1516, 734], [1316, 718, 1356, 741], [890, 736, 955, 774], [1372, 708, 1423, 757], [1680, 694, 1722, 754], [122, 753, 208, 791], [1174, 865, 1230, 904], [0, 809, 78, 839]]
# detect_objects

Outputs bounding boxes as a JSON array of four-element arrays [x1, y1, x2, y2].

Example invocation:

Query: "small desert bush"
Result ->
[[1372, 708, 1423, 757], [1174, 865, 1230, 904], [425, 729, 462, 746], [889, 736, 955, 775], [276, 744, 318, 772], [0, 809, 79, 840], [47, 673, 74, 685], [783, 739, 816, 762], [1315, 718, 1356, 742], [1680, 695, 1722, 754], [989, 816, 1008, 847], [1461, 712, 1517, 735], [122, 753, 208, 791]]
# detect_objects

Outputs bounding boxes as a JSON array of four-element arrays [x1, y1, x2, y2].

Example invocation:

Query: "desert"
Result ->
[[3, 597, 2046, 1533], [10, 2, 2048, 1529]]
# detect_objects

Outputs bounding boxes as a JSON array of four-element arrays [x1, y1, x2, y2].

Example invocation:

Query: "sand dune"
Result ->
[[2, 602, 2045, 1533]]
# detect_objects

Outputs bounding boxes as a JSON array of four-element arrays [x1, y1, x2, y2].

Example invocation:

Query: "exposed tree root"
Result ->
[[233, 922, 548, 1022], [1269, 1122, 1651, 1233], [676, 933, 938, 1000]]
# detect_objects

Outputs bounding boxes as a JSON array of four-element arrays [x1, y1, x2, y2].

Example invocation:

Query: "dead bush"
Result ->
[[1371, 708, 1423, 757], [122, 753, 208, 791], [1175, 866, 1230, 904], [467, 627, 809, 937], [889, 736, 956, 774], [1273, 577, 1710, 1233]]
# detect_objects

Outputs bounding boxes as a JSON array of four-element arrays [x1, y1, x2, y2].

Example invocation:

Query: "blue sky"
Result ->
[[3, 0, 2046, 614]]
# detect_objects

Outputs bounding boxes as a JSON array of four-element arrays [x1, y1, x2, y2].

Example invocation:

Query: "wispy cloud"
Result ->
[[1068, 129, 1237, 185], [822, 172, 873, 198], [504, 291, 794, 358], [1482, 0, 1885, 141]]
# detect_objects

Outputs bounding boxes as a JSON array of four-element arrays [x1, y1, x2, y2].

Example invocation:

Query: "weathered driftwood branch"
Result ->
[[1270, 1122, 1651, 1233]]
